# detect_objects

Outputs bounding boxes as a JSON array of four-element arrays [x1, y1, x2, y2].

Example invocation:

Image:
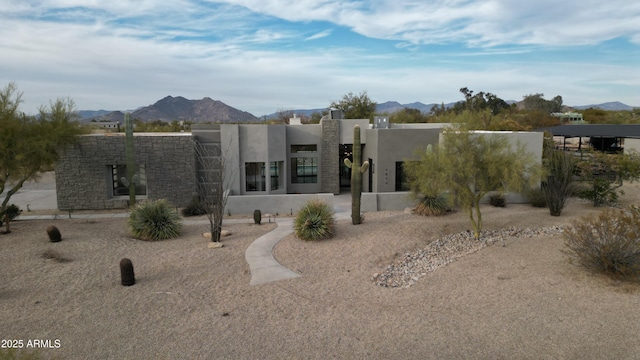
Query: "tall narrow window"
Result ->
[[270, 161, 283, 190], [245, 162, 266, 191]]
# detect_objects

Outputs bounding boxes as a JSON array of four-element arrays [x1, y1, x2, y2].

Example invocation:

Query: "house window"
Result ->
[[111, 165, 147, 196], [246, 162, 266, 191], [395, 162, 409, 191], [291, 144, 317, 153], [270, 161, 283, 190], [291, 157, 318, 183]]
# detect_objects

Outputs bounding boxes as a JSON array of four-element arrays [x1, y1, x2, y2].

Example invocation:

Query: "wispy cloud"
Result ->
[[0, 0, 638, 115], [305, 29, 332, 41]]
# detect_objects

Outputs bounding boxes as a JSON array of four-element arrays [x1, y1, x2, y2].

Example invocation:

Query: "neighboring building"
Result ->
[[551, 112, 585, 124], [56, 114, 543, 212]]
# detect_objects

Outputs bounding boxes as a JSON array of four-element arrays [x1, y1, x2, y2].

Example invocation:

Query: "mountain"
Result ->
[[80, 97, 637, 123], [572, 102, 635, 111], [83, 96, 259, 123], [78, 109, 113, 119]]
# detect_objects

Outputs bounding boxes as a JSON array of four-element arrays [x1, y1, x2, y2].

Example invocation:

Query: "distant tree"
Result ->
[[133, 119, 190, 132], [330, 91, 377, 120], [390, 108, 429, 123], [0, 83, 85, 232], [521, 93, 563, 113], [449, 109, 528, 131], [451, 88, 510, 115], [405, 123, 539, 239], [512, 110, 560, 129], [275, 108, 295, 124], [308, 110, 327, 124], [429, 102, 447, 117]]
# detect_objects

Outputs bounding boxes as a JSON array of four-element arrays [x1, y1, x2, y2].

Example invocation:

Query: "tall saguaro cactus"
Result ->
[[344, 124, 369, 225], [122, 112, 137, 207]]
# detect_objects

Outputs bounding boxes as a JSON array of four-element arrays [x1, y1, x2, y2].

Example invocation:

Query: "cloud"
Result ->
[[218, 0, 640, 47], [0, 0, 638, 115], [305, 29, 333, 41]]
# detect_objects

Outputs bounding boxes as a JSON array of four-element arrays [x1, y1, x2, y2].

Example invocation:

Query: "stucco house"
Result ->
[[55, 113, 543, 213]]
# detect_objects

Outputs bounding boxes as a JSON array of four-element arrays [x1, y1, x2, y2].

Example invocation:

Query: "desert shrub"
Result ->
[[577, 178, 619, 207], [564, 206, 640, 279], [253, 209, 261, 225], [414, 194, 449, 216], [181, 196, 207, 217], [489, 193, 506, 207], [0, 204, 22, 227], [526, 187, 547, 208], [294, 199, 335, 241], [128, 199, 182, 241], [1, 204, 22, 221], [542, 148, 578, 216]]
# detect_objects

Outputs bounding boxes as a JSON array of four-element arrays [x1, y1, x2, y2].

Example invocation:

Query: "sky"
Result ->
[[1, 0, 639, 116]]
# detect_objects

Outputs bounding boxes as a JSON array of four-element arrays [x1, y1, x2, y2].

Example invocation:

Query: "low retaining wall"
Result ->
[[226, 193, 335, 216]]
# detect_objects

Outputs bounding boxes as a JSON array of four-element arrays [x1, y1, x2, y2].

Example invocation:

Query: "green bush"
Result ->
[[0, 204, 22, 225], [525, 187, 547, 208], [414, 194, 449, 216], [294, 199, 335, 241], [576, 178, 619, 207], [564, 206, 640, 279], [489, 193, 506, 207], [129, 199, 182, 241]]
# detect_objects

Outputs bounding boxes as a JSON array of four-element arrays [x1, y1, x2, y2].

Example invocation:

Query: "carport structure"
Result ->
[[536, 124, 640, 153]]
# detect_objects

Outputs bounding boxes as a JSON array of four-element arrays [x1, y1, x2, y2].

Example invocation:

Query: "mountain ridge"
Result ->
[[81, 98, 638, 122]]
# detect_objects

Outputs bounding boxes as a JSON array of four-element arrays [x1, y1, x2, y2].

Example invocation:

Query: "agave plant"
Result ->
[[128, 199, 182, 241], [294, 199, 335, 241], [414, 194, 449, 216]]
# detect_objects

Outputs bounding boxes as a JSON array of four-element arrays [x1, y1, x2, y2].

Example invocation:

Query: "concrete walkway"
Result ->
[[244, 194, 352, 285], [245, 218, 300, 285]]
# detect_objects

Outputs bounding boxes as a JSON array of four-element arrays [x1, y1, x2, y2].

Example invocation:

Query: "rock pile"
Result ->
[[372, 226, 564, 288]]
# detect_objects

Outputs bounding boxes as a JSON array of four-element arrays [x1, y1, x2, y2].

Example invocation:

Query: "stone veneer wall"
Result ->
[[55, 133, 196, 210], [320, 118, 340, 194]]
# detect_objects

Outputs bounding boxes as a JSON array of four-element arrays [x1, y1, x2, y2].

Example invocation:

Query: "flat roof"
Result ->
[[535, 124, 640, 139], [85, 132, 192, 137]]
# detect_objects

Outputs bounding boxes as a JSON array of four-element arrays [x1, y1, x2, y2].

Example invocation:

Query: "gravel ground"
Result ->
[[2, 183, 640, 359]]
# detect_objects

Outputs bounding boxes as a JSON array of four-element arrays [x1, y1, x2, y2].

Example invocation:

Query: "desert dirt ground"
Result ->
[[2, 185, 640, 359]]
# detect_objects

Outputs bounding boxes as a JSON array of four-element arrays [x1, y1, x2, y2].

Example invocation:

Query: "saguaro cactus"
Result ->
[[344, 124, 369, 225], [121, 112, 137, 207]]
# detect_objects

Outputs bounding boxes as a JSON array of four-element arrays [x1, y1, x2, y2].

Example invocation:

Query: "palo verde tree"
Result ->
[[405, 124, 539, 239], [330, 91, 377, 120], [0, 83, 85, 232]]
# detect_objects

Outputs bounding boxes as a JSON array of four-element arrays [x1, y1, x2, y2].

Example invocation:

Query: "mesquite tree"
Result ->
[[0, 83, 84, 232], [344, 124, 369, 225]]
